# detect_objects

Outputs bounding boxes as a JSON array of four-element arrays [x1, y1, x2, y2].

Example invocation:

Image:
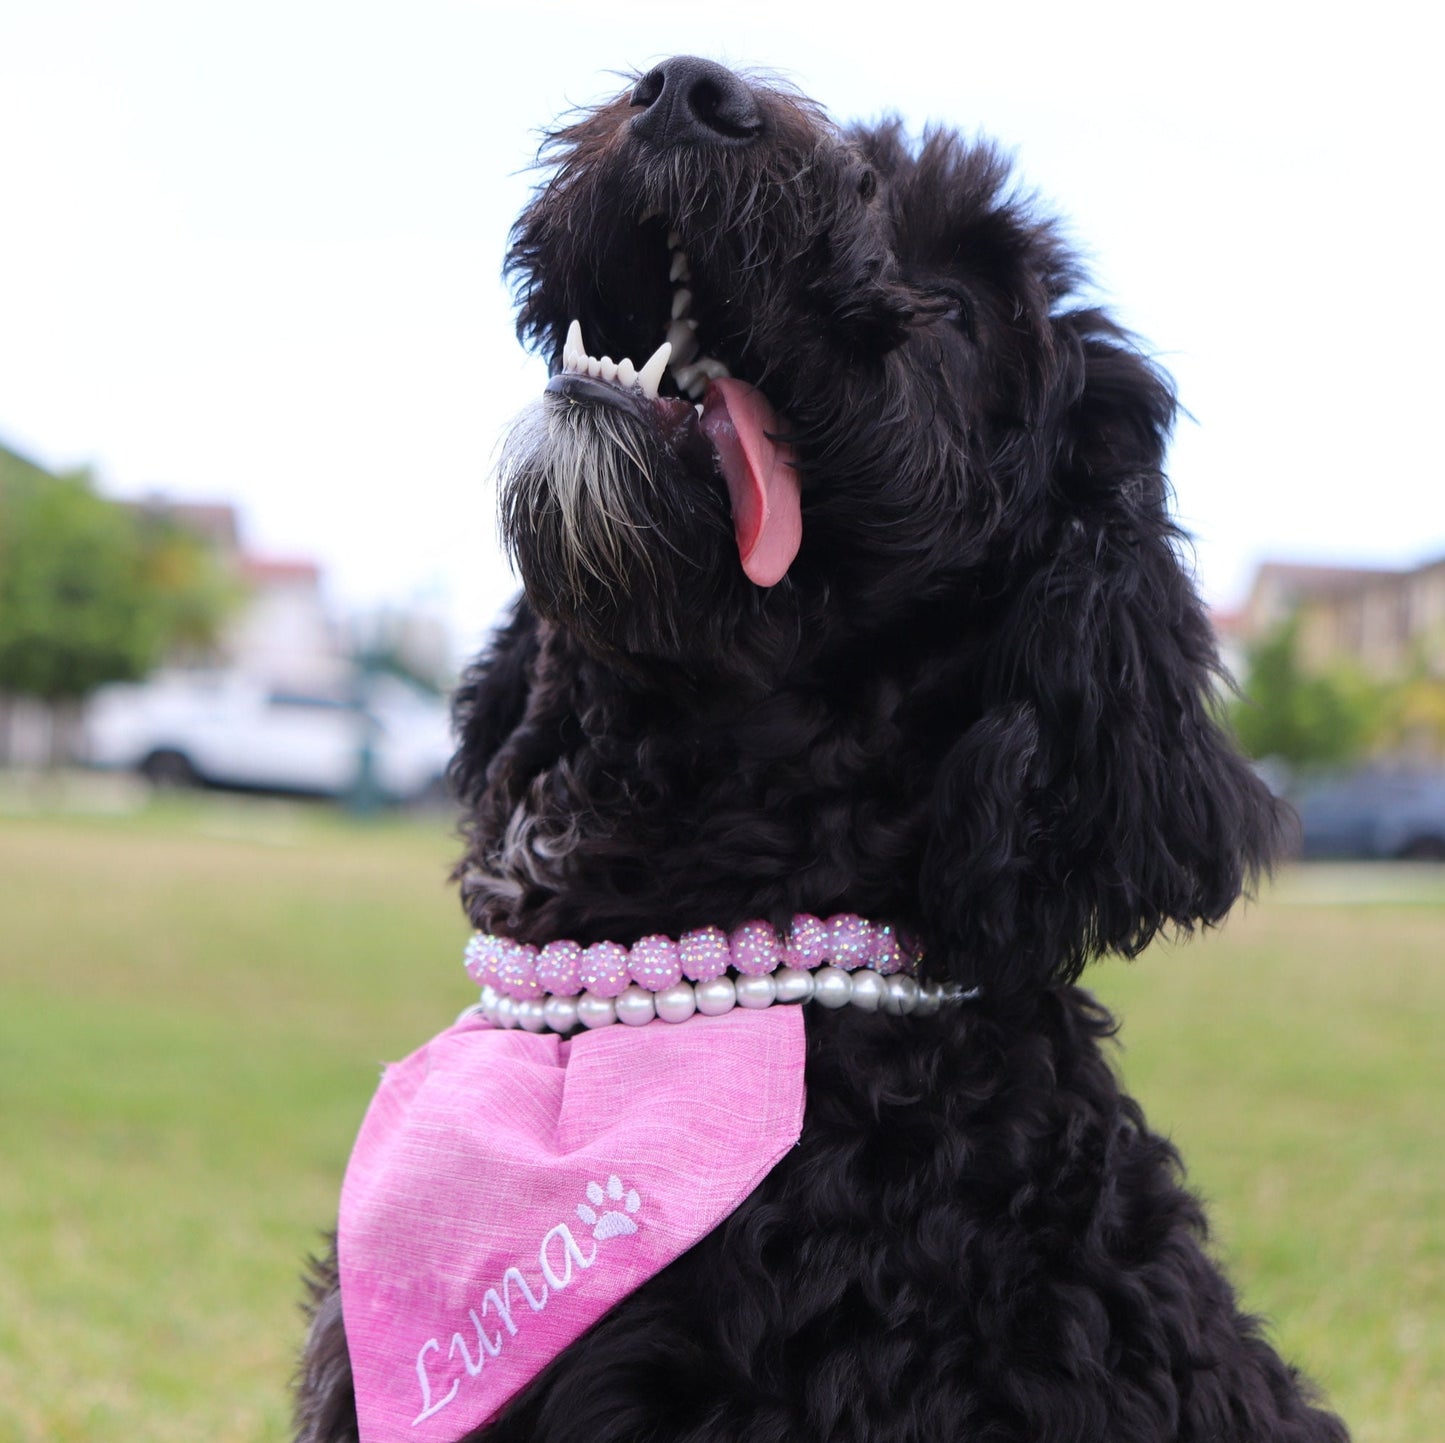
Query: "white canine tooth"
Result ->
[[636, 341, 671, 397], [669, 251, 690, 282], [694, 357, 730, 381], [566, 319, 584, 361], [693, 402, 704, 416], [671, 288, 693, 320], [666, 318, 699, 364], [615, 357, 637, 388]]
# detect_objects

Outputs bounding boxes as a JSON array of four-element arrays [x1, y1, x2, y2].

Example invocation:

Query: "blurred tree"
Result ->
[[1231, 617, 1387, 769], [1374, 663, 1445, 762], [0, 459, 235, 706]]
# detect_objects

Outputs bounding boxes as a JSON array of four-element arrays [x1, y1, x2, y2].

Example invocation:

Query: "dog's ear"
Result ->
[[921, 313, 1287, 1004], [449, 596, 541, 807]]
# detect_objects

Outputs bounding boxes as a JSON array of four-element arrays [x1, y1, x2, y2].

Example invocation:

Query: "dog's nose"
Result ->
[[629, 57, 762, 147]]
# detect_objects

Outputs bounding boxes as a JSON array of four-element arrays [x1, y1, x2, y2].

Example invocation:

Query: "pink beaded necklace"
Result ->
[[463, 912, 957, 1036]]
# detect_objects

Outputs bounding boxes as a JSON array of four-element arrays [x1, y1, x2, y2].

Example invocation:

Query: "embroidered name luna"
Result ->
[[413, 1176, 643, 1426]]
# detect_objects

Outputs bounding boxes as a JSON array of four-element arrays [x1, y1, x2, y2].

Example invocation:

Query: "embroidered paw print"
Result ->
[[576, 1175, 642, 1240]]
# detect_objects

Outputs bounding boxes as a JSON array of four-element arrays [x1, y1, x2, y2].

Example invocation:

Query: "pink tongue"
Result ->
[[698, 378, 802, 587]]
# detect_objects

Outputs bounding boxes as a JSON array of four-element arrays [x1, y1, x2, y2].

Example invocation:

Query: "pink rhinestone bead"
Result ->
[[783, 913, 829, 969], [870, 923, 909, 975], [729, 920, 782, 976], [579, 941, 630, 998], [629, 934, 683, 992], [463, 933, 503, 985], [827, 913, 872, 969], [679, 925, 731, 982], [493, 940, 542, 999], [536, 939, 584, 996]]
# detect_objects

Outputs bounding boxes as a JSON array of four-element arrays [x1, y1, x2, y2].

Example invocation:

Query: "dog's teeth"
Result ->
[[598, 356, 617, 383], [694, 356, 730, 381], [669, 250, 690, 283], [685, 377, 707, 400], [636, 341, 672, 397], [694, 402, 704, 416], [615, 357, 637, 388], [673, 361, 702, 392], [671, 288, 693, 320], [666, 318, 699, 364], [562, 319, 585, 374]]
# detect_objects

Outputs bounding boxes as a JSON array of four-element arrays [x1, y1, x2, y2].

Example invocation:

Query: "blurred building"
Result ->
[[1238, 557, 1445, 680], [1225, 555, 1445, 766], [125, 496, 344, 689]]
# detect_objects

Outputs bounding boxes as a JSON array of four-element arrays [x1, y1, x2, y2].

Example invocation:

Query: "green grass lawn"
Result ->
[[1, 793, 1441, 1441]]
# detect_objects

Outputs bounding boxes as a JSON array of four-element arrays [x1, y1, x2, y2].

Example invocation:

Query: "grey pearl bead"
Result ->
[[849, 970, 886, 1012], [615, 985, 657, 1027], [478, 985, 499, 1012], [773, 966, 815, 1004], [543, 996, 580, 1034], [812, 966, 852, 1009], [734, 973, 778, 1009], [915, 985, 939, 1015], [576, 993, 618, 1029], [694, 977, 737, 1016], [494, 996, 520, 1028], [516, 999, 549, 1033], [654, 983, 698, 1024], [882, 975, 920, 1015]]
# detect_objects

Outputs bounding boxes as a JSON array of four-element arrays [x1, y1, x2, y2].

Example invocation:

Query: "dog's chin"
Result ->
[[499, 388, 792, 675]]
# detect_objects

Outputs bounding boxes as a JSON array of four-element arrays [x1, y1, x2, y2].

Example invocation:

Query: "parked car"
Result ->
[[85, 669, 454, 803], [1292, 768, 1445, 860]]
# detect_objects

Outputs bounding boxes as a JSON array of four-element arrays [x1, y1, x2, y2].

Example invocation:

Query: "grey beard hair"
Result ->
[[499, 398, 660, 596]]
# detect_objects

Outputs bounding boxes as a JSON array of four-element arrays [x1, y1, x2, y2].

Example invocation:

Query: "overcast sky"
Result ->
[[1, 1, 1439, 664]]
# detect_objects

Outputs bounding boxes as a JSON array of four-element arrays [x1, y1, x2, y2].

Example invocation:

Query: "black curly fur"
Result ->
[[295, 61, 1344, 1442]]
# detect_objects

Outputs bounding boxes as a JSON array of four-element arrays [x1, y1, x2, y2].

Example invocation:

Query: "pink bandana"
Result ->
[[338, 1006, 806, 1440]]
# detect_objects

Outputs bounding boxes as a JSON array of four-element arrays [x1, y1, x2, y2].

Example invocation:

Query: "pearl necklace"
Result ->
[[461, 912, 967, 1036]]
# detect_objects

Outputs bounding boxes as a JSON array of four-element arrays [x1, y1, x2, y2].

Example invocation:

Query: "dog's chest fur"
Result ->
[[455, 618, 973, 951]]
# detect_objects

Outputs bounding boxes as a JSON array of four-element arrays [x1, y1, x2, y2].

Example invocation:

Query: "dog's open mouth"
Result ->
[[543, 222, 803, 588]]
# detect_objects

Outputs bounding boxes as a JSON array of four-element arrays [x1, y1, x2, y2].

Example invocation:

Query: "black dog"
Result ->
[[296, 59, 1348, 1443]]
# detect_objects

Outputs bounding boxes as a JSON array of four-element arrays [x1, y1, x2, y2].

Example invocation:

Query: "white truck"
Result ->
[[85, 669, 454, 803]]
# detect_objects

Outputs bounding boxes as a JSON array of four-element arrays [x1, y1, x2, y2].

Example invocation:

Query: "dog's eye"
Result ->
[[929, 287, 975, 338]]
